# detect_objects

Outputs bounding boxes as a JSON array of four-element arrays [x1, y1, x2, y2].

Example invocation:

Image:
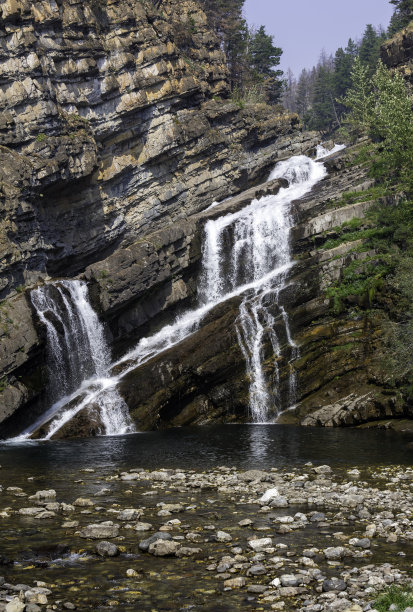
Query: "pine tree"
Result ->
[[249, 26, 282, 77], [388, 0, 413, 35], [295, 68, 312, 118], [359, 24, 381, 76], [333, 40, 358, 119], [308, 65, 336, 132]]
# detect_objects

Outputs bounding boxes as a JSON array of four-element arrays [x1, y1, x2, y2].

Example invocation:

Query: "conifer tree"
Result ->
[[358, 24, 382, 76], [388, 0, 413, 35], [248, 25, 283, 103], [295, 68, 312, 118], [308, 65, 336, 132]]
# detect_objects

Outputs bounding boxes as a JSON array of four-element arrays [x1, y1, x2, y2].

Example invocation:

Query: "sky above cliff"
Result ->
[[244, 0, 394, 76]]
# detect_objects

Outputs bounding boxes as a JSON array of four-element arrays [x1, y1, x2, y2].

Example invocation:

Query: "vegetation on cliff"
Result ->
[[199, 0, 284, 103], [324, 47, 413, 397]]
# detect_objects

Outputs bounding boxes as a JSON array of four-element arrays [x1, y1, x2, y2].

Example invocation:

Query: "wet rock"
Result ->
[[247, 564, 266, 576], [310, 512, 326, 522], [223, 577, 246, 588], [118, 509, 142, 521], [139, 532, 172, 552], [259, 488, 280, 504], [324, 546, 351, 560], [322, 578, 347, 592], [269, 496, 289, 508], [73, 498, 94, 507], [216, 531, 232, 542], [62, 520, 79, 528], [120, 473, 140, 481], [148, 471, 171, 482], [5, 601, 25, 612], [19, 507, 43, 516], [349, 537, 370, 548], [29, 490, 56, 503], [280, 574, 301, 587], [34, 510, 55, 519], [313, 465, 332, 475], [247, 584, 267, 593], [134, 522, 153, 532], [240, 470, 267, 482], [80, 522, 119, 539], [341, 494, 364, 508], [148, 540, 179, 557], [25, 589, 49, 605], [95, 541, 119, 557], [248, 538, 272, 552], [238, 519, 253, 527]]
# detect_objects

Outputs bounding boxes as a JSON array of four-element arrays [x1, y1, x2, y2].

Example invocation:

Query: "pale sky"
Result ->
[[244, 0, 395, 76]]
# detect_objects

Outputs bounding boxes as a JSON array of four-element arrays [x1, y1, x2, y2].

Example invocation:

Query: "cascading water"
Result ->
[[16, 148, 340, 440], [316, 142, 346, 160], [198, 155, 327, 421], [29, 281, 134, 438]]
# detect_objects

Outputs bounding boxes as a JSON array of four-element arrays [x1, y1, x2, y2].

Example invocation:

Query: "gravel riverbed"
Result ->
[[0, 462, 412, 611]]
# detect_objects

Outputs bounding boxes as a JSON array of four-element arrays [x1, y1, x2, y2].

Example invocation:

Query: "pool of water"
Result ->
[[1, 424, 412, 475]]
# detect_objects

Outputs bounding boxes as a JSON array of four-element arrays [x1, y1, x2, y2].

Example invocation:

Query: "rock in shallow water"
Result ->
[[95, 541, 119, 557], [80, 522, 119, 539], [148, 540, 179, 557], [139, 532, 172, 552], [322, 578, 347, 592], [248, 538, 272, 552]]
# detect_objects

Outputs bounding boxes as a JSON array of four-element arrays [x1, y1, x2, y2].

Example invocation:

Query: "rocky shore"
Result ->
[[0, 461, 412, 610]]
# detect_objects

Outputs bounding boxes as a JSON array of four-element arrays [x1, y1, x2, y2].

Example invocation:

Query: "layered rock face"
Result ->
[[0, 0, 300, 295]]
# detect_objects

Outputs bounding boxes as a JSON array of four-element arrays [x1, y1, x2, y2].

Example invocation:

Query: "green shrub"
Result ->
[[374, 584, 413, 612]]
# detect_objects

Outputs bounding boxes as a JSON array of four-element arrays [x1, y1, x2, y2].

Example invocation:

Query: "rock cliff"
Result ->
[[381, 21, 413, 84]]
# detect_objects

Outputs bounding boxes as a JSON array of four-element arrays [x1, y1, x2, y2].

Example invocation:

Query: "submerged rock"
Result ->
[[80, 523, 119, 539]]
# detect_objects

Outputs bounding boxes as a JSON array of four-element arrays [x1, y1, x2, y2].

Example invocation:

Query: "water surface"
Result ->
[[1, 425, 412, 476]]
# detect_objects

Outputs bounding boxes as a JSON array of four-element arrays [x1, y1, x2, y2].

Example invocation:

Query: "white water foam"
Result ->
[[315, 142, 346, 160], [27, 281, 134, 439]]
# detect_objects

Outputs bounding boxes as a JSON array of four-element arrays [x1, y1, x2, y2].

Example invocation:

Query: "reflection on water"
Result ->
[[0, 425, 412, 475]]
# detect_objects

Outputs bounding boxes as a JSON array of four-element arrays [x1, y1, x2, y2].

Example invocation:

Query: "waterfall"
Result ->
[[29, 281, 134, 437], [316, 142, 346, 160], [198, 155, 327, 421], [16, 149, 340, 440]]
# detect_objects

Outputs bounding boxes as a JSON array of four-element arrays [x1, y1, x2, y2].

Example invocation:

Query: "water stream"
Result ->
[[30, 281, 134, 437], [22, 148, 339, 440]]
